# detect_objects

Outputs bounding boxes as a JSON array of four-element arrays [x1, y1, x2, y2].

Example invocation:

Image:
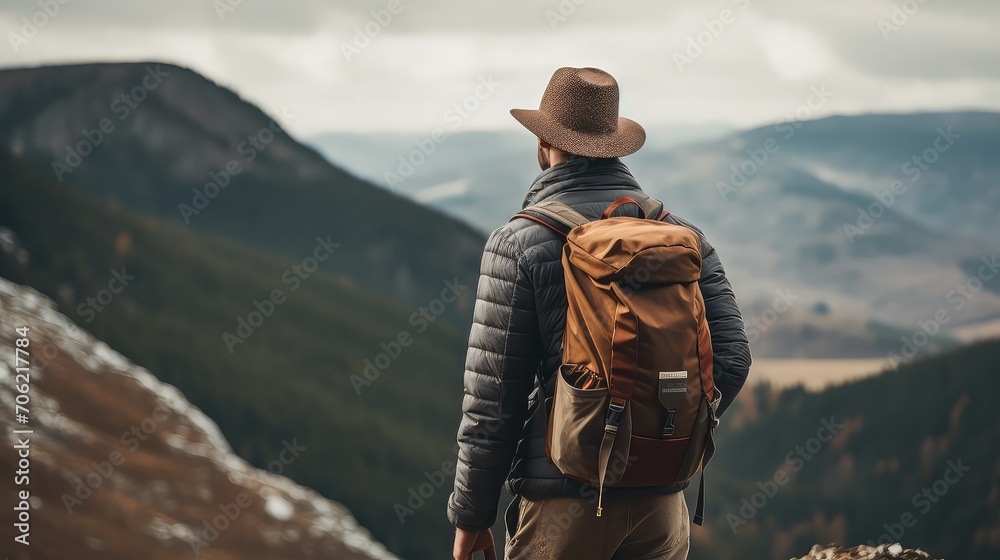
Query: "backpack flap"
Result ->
[[565, 219, 702, 284]]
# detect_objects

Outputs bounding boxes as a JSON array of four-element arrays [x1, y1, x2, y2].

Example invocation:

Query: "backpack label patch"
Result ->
[[658, 371, 688, 394]]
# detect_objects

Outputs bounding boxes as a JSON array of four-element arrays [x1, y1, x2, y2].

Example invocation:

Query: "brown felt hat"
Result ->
[[511, 67, 645, 158]]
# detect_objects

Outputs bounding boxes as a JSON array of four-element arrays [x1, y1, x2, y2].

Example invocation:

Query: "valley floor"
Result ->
[[748, 359, 890, 391]]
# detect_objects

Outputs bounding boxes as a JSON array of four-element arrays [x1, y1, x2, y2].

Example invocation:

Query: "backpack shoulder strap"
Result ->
[[639, 195, 666, 221], [513, 194, 667, 235], [512, 199, 590, 236]]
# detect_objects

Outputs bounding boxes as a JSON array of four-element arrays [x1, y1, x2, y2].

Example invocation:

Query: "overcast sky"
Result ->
[[2, 0, 998, 136]]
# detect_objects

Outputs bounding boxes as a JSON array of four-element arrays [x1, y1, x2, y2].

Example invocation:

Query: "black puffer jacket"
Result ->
[[447, 157, 752, 531]]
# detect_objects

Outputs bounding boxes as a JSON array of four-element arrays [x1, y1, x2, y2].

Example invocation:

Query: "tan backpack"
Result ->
[[515, 195, 721, 524]]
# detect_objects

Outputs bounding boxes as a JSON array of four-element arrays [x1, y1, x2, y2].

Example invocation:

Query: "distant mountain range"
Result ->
[[310, 113, 1000, 357], [635, 112, 1000, 331], [0, 277, 396, 560], [307, 124, 733, 233]]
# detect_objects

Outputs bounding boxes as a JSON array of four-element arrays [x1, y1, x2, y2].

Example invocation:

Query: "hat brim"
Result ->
[[510, 108, 646, 158]]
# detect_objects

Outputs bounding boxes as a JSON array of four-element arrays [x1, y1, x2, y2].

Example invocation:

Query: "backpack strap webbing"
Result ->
[[513, 194, 666, 236], [639, 196, 665, 221], [513, 200, 589, 236], [595, 282, 641, 517]]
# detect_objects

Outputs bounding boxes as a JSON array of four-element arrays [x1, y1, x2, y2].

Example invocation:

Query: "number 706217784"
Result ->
[[14, 326, 30, 425]]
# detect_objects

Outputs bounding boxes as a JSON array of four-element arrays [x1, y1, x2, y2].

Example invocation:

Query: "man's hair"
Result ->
[[549, 146, 612, 162]]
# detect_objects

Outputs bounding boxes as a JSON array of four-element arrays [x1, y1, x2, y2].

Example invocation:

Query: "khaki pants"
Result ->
[[505, 491, 690, 560]]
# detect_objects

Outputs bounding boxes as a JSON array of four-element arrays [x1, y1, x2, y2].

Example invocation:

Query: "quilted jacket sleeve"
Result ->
[[697, 232, 752, 417], [447, 226, 542, 531]]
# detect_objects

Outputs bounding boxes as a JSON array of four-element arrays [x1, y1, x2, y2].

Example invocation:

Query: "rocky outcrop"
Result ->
[[0, 277, 397, 560], [794, 544, 938, 560]]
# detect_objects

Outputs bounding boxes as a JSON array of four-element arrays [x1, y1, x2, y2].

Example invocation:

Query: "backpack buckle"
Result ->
[[661, 409, 676, 437], [606, 399, 626, 429]]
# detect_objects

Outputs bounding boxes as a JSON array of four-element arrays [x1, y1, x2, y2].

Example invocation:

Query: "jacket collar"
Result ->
[[522, 157, 642, 209]]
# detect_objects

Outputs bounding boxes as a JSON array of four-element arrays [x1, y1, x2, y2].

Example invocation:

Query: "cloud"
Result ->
[[0, 0, 997, 135], [753, 21, 836, 82]]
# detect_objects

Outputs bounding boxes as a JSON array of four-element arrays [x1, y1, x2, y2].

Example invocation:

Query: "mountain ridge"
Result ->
[[0, 60, 487, 321]]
